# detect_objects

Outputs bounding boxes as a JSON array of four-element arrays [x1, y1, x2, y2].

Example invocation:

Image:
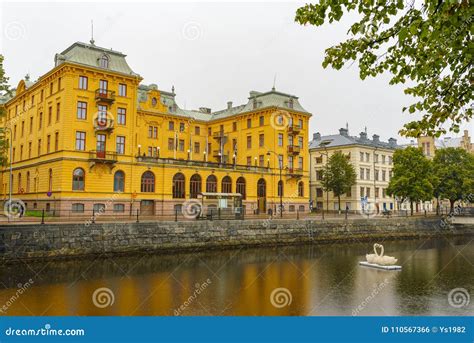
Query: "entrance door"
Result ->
[[140, 200, 155, 216], [257, 178, 266, 213], [97, 134, 106, 158]]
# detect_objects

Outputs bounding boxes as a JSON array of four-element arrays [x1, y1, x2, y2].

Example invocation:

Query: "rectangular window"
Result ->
[[259, 116, 264, 126], [54, 132, 59, 151], [72, 203, 85, 213], [75, 131, 86, 151], [194, 142, 200, 154], [169, 121, 174, 131], [278, 155, 283, 169], [360, 167, 364, 180], [316, 170, 323, 180], [288, 135, 294, 146], [168, 138, 174, 150], [288, 156, 294, 169], [114, 204, 125, 213], [77, 101, 87, 119], [382, 170, 386, 181], [298, 157, 303, 170], [232, 122, 237, 131], [29, 117, 33, 133], [99, 79, 108, 92], [148, 147, 153, 157], [195, 126, 200, 135], [365, 152, 370, 162], [360, 187, 365, 197], [47, 135, 51, 153], [118, 83, 127, 97], [315, 156, 322, 164], [116, 136, 125, 154], [366, 168, 370, 180], [58, 77, 61, 91], [259, 155, 264, 167], [50, 82, 54, 95], [117, 108, 126, 125], [79, 76, 88, 90], [48, 106, 52, 125], [247, 118, 252, 128], [382, 188, 387, 198], [366, 187, 371, 197], [21, 121, 25, 137], [40, 89, 44, 101], [298, 119, 303, 129], [148, 126, 158, 139], [178, 139, 184, 151], [179, 123, 185, 132], [247, 156, 251, 166], [28, 142, 32, 158], [375, 187, 380, 198], [298, 136, 303, 148], [382, 155, 386, 164], [37, 139, 41, 156], [375, 169, 379, 181], [278, 133, 283, 147], [208, 127, 212, 136], [259, 134, 264, 147], [360, 152, 364, 161], [56, 103, 60, 122], [247, 136, 252, 149]]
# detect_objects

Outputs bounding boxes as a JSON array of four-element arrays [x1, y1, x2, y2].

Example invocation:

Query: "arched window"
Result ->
[[48, 169, 53, 192], [173, 173, 185, 198], [190, 174, 202, 198], [72, 168, 85, 191], [277, 180, 283, 197], [257, 178, 266, 197], [206, 175, 217, 193], [18, 173, 22, 193], [221, 176, 232, 193], [26, 171, 30, 193], [236, 177, 246, 200], [141, 171, 155, 193], [114, 171, 125, 192], [298, 181, 304, 197], [99, 54, 109, 69]]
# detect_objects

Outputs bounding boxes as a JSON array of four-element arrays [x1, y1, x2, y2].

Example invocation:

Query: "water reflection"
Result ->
[[0, 237, 472, 316]]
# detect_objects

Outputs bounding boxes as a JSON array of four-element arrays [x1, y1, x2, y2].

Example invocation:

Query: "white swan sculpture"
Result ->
[[366, 243, 398, 266]]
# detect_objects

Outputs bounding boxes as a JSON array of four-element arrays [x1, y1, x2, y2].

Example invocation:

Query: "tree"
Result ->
[[321, 151, 356, 212], [432, 147, 474, 213], [387, 147, 433, 215], [0, 54, 10, 166], [295, 0, 473, 137]]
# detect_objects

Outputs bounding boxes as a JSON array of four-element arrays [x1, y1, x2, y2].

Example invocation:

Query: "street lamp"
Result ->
[[267, 150, 283, 218], [318, 140, 331, 218], [157, 146, 160, 159], [137, 144, 141, 156], [187, 149, 191, 160], [1, 127, 13, 222]]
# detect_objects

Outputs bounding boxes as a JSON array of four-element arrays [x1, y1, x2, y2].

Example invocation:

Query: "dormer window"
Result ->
[[99, 54, 109, 69], [288, 98, 294, 109]]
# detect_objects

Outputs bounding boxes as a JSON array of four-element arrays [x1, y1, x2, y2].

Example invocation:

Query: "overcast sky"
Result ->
[[1, 1, 472, 144]]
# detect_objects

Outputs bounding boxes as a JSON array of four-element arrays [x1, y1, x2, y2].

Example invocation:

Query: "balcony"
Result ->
[[95, 89, 115, 103], [287, 145, 301, 155], [287, 124, 301, 135], [287, 168, 303, 179], [135, 155, 269, 173], [89, 150, 118, 171], [94, 117, 114, 132]]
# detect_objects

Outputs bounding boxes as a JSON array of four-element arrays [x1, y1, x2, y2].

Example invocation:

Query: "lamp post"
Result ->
[[157, 146, 160, 159], [137, 144, 141, 157], [187, 149, 191, 160], [203, 150, 207, 162], [2, 127, 13, 222], [267, 150, 283, 218], [318, 140, 331, 218]]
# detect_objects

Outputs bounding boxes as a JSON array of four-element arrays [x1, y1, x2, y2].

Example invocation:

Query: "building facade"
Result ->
[[309, 128, 398, 213], [401, 130, 474, 158], [0, 41, 311, 217]]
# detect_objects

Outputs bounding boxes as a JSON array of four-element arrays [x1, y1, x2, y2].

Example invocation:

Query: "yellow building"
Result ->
[[0, 41, 311, 217], [309, 128, 398, 213], [402, 130, 474, 158]]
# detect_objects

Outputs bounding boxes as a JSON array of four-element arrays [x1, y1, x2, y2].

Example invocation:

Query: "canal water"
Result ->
[[0, 236, 472, 316]]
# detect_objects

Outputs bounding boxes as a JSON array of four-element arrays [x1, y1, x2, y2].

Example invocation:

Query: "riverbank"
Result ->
[[1, 217, 472, 262]]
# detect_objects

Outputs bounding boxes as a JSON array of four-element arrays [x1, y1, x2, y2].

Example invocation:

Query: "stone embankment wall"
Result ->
[[0, 218, 472, 261]]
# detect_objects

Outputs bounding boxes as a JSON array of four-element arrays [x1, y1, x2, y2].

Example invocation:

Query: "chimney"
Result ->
[[313, 132, 321, 141], [199, 107, 211, 114], [227, 101, 233, 110], [359, 132, 367, 140], [372, 134, 380, 143], [339, 128, 348, 137], [388, 137, 397, 147]]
